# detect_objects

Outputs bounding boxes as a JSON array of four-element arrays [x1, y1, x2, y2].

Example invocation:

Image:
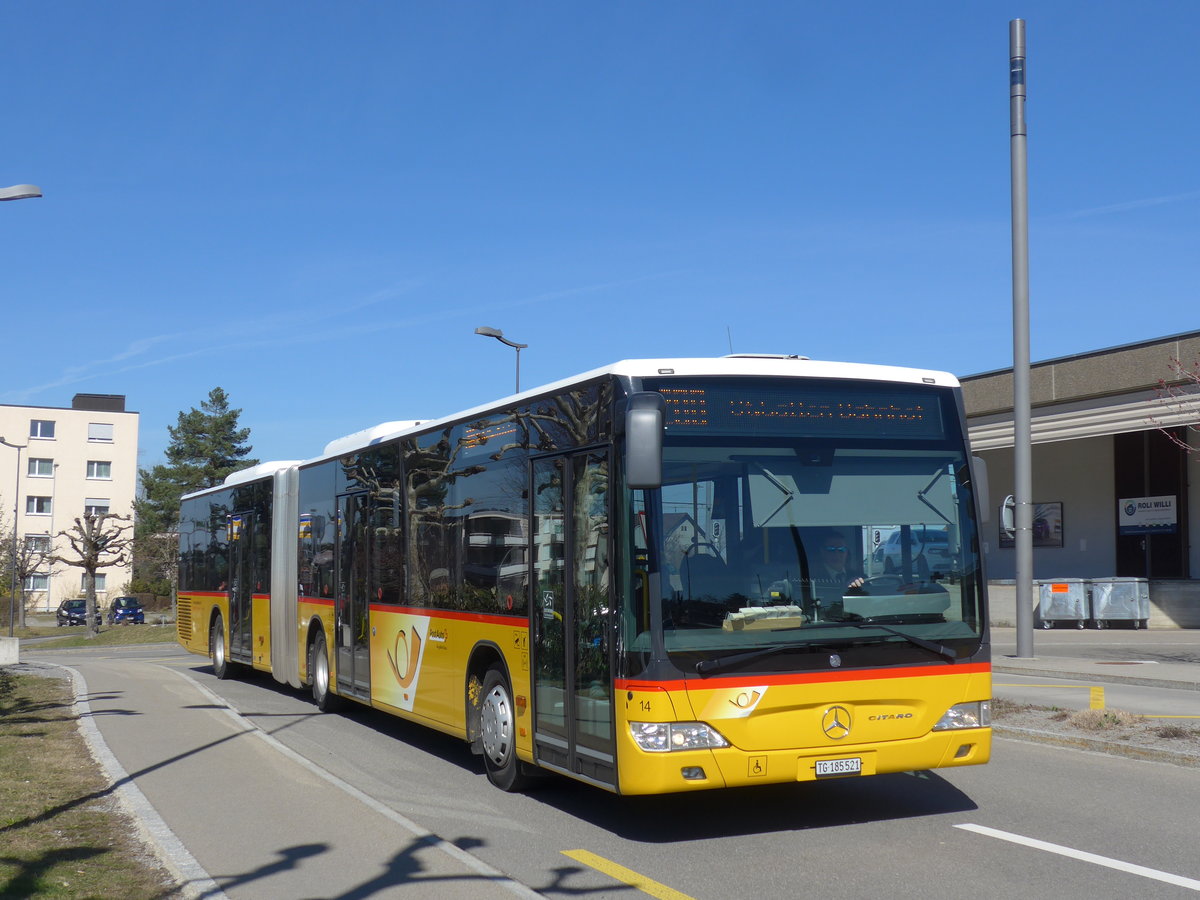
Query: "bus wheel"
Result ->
[[210, 614, 231, 680], [480, 667, 530, 792], [309, 632, 339, 712]]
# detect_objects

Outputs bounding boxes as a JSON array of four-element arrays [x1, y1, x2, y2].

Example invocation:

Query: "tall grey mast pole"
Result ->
[[1010, 19, 1034, 658]]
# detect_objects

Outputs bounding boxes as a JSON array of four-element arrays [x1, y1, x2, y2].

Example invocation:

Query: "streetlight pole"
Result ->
[[0, 437, 27, 637], [474, 326, 529, 394], [2, 186, 42, 633], [1009, 19, 1034, 658]]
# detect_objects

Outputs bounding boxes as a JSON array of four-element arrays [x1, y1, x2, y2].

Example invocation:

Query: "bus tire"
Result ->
[[480, 667, 531, 792], [309, 631, 339, 712], [210, 614, 232, 680]]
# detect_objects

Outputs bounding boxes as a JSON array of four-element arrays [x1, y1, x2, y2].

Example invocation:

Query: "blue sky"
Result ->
[[4, 1, 1199, 469]]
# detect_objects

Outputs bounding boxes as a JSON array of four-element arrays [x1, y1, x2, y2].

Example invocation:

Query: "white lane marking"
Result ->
[[175, 668, 544, 899], [956, 824, 1200, 891]]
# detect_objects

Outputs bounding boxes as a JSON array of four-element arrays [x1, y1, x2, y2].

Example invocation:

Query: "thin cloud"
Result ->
[[1, 272, 673, 404], [1, 280, 426, 404], [1055, 189, 1200, 219]]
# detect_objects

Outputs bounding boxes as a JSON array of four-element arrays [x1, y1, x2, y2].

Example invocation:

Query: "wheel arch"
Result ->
[[465, 640, 512, 753], [304, 615, 329, 683], [208, 605, 225, 649]]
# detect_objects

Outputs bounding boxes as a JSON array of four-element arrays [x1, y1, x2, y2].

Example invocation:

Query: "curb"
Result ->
[[993, 723, 1200, 768], [993, 664, 1200, 692], [21, 661, 226, 900]]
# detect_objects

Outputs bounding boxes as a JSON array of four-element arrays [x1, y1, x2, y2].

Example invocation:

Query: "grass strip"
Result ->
[[20, 625, 180, 651], [0, 668, 183, 899]]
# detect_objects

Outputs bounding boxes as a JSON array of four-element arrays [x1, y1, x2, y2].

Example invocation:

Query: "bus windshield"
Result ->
[[624, 379, 985, 676]]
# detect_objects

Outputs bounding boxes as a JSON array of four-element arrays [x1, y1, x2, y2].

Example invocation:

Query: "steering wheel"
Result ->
[[860, 574, 906, 594]]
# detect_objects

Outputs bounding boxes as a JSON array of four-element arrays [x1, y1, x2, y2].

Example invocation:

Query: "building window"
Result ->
[[30, 419, 55, 439], [83, 573, 107, 592], [26, 496, 52, 515], [25, 573, 49, 592], [84, 499, 110, 517], [28, 458, 54, 478], [86, 460, 112, 480], [88, 423, 114, 443], [25, 534, 51, 552]]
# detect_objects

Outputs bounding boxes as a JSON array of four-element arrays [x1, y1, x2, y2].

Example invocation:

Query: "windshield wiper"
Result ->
[[799, 620, 958, 662], [695, 643, 812, 676]]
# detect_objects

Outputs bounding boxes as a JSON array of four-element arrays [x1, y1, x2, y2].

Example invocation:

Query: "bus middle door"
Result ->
[[335, 492, 371, 700], [227, 512, 254, 665]]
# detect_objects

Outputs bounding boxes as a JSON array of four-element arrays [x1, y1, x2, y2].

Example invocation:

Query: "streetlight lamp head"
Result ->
[[474, 326, 527, 350], [474, 325, 528, 393], [0, 184, 43, 202]]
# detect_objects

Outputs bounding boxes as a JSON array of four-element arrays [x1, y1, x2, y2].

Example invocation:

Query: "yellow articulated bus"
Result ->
[[176, 355, 991, 795]]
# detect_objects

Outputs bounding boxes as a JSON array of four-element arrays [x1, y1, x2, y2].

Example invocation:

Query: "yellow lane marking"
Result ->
[[994, 683, 1095, 688], [562, 850, 695, 900], [998, 683, 1200, 718], [994, 682, 1107, 708]]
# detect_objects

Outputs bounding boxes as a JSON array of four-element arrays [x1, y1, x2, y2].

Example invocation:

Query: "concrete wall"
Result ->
[[989, 580, 1200, 629], [978, 435, 1115, 580], [963, 332, 1200, 417]]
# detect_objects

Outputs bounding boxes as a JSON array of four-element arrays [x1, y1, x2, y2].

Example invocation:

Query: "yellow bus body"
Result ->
[[178, 592, 987, 795], [613, 666, 990, 795]]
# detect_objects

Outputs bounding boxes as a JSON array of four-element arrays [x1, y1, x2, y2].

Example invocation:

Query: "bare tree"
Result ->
[[10, 535, 50, 630], [131, 529, 179, 602], [52, 513, 134, 637], [0, 504, 12, 630], [1149, 357, 1200, 453]]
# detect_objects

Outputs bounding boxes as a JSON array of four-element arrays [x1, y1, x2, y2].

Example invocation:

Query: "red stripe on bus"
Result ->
[[367, 605, 529, 627], [616, 662, 990, 692], [300, 596, 335, 607], [180, 591, 269, 600]]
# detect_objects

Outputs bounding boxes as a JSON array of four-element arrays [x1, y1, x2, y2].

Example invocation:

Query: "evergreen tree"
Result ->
[[135, 387, 259, 537]]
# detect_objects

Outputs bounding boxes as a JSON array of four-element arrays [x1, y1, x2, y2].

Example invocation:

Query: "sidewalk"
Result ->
[[20, 654, 541, 900], [990, 625, 1200, 691]]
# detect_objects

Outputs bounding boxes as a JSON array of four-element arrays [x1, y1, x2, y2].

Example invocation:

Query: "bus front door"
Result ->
[[531, 451, 616, 789], [335, 492, 371, 700]]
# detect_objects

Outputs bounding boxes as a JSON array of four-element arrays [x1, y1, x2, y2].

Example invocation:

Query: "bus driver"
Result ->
[[808, 529, 865, 620]]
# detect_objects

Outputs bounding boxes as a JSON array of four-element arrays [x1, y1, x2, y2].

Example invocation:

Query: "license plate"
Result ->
[[815, 757, 862, 777]]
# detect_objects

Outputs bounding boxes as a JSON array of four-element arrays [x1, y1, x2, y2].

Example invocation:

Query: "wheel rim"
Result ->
[[313, 643, 329, 698], [480, 683, 514, 766], [211, 623, 225, 669]]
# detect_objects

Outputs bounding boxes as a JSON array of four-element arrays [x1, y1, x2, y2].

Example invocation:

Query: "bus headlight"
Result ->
[[630, 722, 731, 752], [933, 701, 991, 731]]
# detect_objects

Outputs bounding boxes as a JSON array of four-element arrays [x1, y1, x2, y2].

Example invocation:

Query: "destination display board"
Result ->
[[642, 377, 949, 441]]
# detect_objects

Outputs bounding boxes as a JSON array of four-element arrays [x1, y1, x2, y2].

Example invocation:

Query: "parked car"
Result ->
[[873, 529, 958, 577], [106, 596, 145, 625], [57, 598, 101, 627]]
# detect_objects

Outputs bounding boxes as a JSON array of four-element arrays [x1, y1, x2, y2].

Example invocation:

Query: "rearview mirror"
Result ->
[[626, 392, 664, 489], [1000, 494, 1016, 540]]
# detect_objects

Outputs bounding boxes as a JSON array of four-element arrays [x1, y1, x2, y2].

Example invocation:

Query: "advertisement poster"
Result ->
[[1118, 495, 1177, 535]]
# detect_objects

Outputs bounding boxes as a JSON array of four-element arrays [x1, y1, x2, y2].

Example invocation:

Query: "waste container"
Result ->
[[1036, 579, 1090, 629], [1089, 577, 1150, 629]]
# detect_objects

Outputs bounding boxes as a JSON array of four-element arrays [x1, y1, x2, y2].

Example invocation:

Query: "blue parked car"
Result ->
[[107, 596, 145, 625], [57, 598, 101, 627]]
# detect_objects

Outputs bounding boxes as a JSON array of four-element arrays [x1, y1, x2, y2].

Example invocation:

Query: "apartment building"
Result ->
[[0, 393, 139, 613]]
